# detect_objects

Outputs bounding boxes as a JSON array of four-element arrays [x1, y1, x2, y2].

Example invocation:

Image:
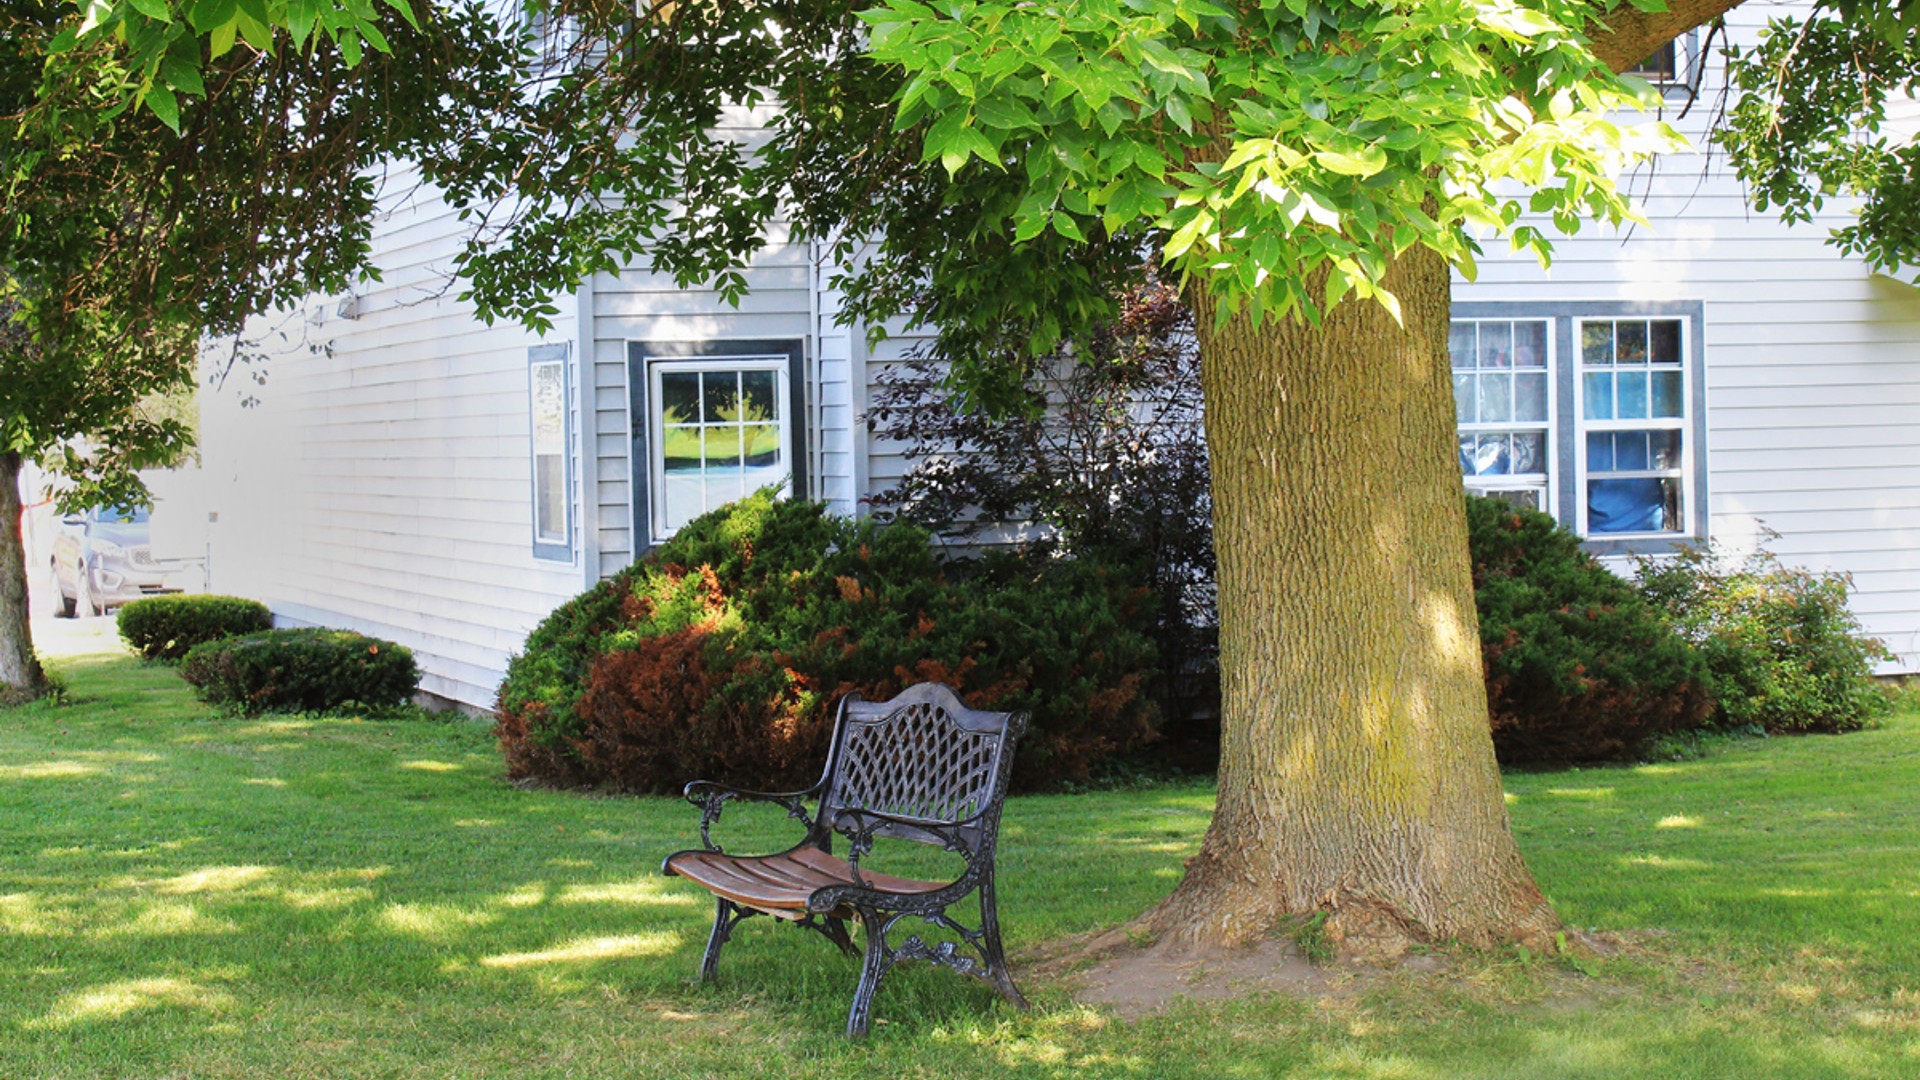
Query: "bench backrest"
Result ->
[[819, 683, 1026, 855]]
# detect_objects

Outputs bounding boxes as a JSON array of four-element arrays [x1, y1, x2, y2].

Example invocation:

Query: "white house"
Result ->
[[198, 7, 1920, 712]]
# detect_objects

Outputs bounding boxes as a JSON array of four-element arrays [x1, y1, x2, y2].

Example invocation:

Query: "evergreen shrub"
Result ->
[[494, 491, 1160, 793], [181, 628, 419, 713], [1637, 540, 1893, 733], [117, 595, 272, 661], [1466, 496, 1717, 765]]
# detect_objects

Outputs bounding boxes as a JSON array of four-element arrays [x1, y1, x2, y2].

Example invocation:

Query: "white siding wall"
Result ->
[[199, 165, 584, 710]]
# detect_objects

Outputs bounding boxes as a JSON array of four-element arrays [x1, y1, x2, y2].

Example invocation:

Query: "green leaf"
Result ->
[[144, 83, 181, 132], [208, 17, 237, 56], [128, 0, 174, 23], [1313, 147, 1387, 178], [187, 0, 235, 32]]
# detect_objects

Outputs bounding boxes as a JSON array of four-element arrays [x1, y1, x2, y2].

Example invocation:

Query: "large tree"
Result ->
[[0, 0, 519, 701]]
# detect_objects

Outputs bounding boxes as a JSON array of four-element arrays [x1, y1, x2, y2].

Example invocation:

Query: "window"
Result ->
[[1451, 303, 1706, 552], [528, 344, 573, 561], [1627, 41, 1678, 83], [630, 340, 807, 546], [1450, 318, 1554, 514]]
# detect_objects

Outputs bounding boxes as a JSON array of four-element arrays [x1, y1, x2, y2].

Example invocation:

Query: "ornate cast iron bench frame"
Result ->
[[662, 682, 1030, 1037]]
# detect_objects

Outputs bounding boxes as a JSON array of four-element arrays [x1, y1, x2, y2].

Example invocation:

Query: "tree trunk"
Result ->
[[0, 452, 50, 706], [1139, 246, 1557, 956]]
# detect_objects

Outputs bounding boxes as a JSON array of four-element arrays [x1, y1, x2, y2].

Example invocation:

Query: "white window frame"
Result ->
[[1572, 315, 1695, 541], [528, 344, 574, 563], [1450, 317, 1558, 520], [644, 355, 797, 545]]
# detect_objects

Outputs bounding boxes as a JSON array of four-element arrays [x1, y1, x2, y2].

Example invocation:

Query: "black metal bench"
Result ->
[[661, 682, 1029, 1037]]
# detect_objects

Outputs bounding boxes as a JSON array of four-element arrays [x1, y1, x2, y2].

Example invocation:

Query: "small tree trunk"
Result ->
[[0, 452, 51, 706], [1137, 247, 1557, 956]]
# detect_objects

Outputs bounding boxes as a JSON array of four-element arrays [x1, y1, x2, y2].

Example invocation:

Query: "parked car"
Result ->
[[50, 506, 194, 617]]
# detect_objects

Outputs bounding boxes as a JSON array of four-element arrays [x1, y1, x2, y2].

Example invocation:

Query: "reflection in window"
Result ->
[[529, 353, 571, 559], [651, 361, 789, 538]]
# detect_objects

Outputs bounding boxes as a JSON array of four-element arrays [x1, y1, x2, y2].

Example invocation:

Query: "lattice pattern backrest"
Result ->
[[823, 685, 1018, 846]]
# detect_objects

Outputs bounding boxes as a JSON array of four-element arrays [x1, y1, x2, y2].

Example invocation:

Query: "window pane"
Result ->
[[1514, 372, 1548, 422], [1448, 324, 1477, 369], [535, 454, 565, 541], [1615, 431, 1650, 470], [532, 362, 566, 453], [1480, 322, 1513, 367], [1466, 435, 1509, 476], [1589, 477, 1681, 534], [1617, 321, 1649, 364], [1453, 374, 1475, 424], [661, 372, 699, 425], [1479, 373, 1512, 422], [660, 472, 707, 533], [1649, 319, 1683, 365], [741, 371, 778, 422], [1480, 487, 1543, 513], [1584, 371, 1613, 419], [1587, 431, 1614, 471], [1457, 433, 1476, 475], [703, 425, 743, 468], [661, 425, 702, 472], [1513, 322, 1548, 368], [1581, 322, 1614, 364], [702, 371, 739, 423], [743, 423, 781, 467], [1650, 429, 1682, 469], [1651, 370, 1684, 417], [1617, 370, 1649, 419], [1512, 431, 1546, 473]]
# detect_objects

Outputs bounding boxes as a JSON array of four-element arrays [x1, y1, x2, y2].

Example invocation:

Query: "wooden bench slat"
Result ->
[[665, 848, 944, 917]]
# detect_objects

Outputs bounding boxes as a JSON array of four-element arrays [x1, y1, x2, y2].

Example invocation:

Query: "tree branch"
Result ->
[[1588, 0, 1748, 72]]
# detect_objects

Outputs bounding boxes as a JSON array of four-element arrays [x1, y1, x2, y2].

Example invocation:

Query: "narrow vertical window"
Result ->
[[529, 345, 572, 561], [1450, 318, 1554, 516], [1577, 317, 1689, 536]]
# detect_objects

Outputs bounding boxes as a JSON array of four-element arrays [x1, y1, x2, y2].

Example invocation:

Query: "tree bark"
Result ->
[[0, 451, 51, 706], [1135, 246, 1557, 956]]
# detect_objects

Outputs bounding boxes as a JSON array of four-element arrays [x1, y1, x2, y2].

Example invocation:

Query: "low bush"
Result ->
[[495, 491, 1161, 793], [1466, 496, 1717, 766], [181, 628, 419, 714], [117, 595, 273, 661], [1637, 539, 1893, 733]]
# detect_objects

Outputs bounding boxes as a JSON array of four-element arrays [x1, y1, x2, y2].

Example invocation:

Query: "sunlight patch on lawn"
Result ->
[[31, 978, 235, 1030], [400, 760, 461, 773], [0, 893, 69, 935], [480, 932, 679, 969], [0, 760, 104, 779], [452, 818, 501, 828], [557, 881, 699, 908], [1656, 815, 1701, 829], [243, 778, 286, 788], [1546, 787, 1615, 800], [157, 865, 275, 894], [92, 900, 233, 939], [496, 883, 550, 908], [380, 902, 499, 939], [1622, 855, 1711, 871]]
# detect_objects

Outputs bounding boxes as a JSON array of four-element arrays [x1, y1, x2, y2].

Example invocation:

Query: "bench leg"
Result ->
[[846, 910, 892, 1039], [700, 896, 747, 982], [980, 875, 1028, 1010]]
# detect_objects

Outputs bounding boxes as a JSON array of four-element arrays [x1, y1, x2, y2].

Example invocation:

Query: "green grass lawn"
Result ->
[[2, 636, 1917, 1078]]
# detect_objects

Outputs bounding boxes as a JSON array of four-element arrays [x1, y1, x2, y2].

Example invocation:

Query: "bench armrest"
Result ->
[[683, 779, 822, 853]]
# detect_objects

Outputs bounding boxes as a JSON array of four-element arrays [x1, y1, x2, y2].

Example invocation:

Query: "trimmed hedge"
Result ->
[[495, 492, 1161, 793], [181, 628, 419, 714], [117, 595, 272, 661], [1467, 496, 1717, 765]]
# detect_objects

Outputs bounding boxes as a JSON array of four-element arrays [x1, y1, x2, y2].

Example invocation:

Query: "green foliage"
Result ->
[[116, 594, 272, 661], [495, 491, 1160, 793], [179, 627, 418, 713], [1636, 539, 1894, 734], [868, 279, 1217, 752], [1720, 7, 1920, 282], [1465, 496, 1716, 766]]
